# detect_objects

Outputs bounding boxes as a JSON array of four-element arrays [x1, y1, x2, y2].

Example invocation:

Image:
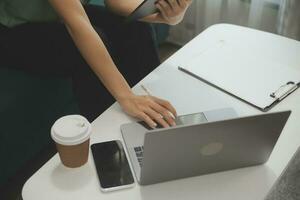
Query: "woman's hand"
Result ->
[[105, 0, 192, 25], [118, 94, 177, 128], [156, 0, 193, 25]]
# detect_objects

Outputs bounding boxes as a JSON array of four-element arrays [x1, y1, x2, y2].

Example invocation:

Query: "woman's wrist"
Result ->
[[114, 89, 135, 103]]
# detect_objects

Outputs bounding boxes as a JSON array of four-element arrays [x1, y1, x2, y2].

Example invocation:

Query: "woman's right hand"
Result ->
[[118, 94, 177, 128]]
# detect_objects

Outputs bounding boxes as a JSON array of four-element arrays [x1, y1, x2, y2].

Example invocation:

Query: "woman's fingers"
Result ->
[[155, 0, 189, 25], [159, 0, 190, 13], [157, 0, 179, 14], [179, 0, 193, 7], [151, 96, 177, 117], [166, 0, 178, 10], [157, 0, 172, 16], [155, 3, 167, 20], [137, 112, 158, 128], [177, 0, 187, 8], [144, 108, 170, 128], [150, 101, 176, 126]]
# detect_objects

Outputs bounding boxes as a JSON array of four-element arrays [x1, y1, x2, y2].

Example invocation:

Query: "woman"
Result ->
[[0, 0, 192, 128]]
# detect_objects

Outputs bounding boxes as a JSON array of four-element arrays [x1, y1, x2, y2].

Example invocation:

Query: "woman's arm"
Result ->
[[105, 0, 193, 25], [48, 0, 177, 128]]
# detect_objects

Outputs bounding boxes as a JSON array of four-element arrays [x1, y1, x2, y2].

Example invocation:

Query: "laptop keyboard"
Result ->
[[134, 146, 144, 167]]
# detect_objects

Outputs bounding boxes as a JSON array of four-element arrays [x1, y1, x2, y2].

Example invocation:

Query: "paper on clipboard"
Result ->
[[179, 40, 300, 111], [141, 68, 231, 115]]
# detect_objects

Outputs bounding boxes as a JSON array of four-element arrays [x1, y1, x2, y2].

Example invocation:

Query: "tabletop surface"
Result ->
[[22, 24, 300, 200]]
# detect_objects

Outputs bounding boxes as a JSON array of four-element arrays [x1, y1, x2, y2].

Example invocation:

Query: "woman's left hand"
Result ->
[[155, 0, 193, 25]]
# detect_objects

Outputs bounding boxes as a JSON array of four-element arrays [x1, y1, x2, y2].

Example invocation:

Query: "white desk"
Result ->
[[22, 24, 300, 200]]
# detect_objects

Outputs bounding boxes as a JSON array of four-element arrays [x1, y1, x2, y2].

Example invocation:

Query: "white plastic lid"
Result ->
[[51, 115, 92, 146]]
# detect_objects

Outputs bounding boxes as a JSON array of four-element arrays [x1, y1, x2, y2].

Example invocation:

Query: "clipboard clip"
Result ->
[[270, 81, 298, 100]]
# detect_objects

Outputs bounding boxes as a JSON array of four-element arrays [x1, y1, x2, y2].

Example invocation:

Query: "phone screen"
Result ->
[[91, 140, 134, 190]]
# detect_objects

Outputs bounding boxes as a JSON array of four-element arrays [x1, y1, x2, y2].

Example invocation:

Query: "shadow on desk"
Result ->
[[139, 165, 276, 200], [51, 163, 93, 191]]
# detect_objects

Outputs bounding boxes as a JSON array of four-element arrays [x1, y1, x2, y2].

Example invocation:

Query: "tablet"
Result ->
[[127, 0, 158, 21]]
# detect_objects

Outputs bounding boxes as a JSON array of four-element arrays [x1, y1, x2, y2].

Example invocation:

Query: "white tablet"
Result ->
[[127, 0, 158, 21]]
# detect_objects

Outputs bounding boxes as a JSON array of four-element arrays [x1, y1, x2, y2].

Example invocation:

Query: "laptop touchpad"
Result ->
[[203, 107, 238, 122], [175, 112, 207, 126]]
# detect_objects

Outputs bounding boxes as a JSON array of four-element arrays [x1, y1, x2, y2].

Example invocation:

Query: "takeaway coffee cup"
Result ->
[[51, 115, 92, 168]]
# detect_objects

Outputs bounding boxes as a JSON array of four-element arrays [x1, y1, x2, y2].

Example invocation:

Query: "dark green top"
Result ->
[[0, 0, 90, 27]]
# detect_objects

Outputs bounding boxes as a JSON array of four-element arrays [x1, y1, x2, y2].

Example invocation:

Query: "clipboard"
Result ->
[[178, 40, 300, 111], [126, 0, 158, 22]]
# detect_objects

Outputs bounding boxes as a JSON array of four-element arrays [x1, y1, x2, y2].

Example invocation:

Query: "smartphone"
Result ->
[[91, 140, 135, 192]]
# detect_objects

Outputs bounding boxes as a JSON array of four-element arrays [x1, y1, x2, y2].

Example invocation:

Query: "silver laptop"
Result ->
[[121, 108, 291, 185]]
